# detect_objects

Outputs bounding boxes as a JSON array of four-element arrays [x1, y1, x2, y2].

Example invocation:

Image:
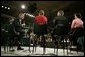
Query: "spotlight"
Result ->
[[21, 5, 26, 9], [2, 6, 4, 8], [5, 7, 7, 9], [8, 7, 10, 10]]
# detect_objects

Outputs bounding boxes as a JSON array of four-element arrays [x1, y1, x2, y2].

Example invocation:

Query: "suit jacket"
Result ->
[[53, 16, 68, 36], [12, 18, 22, 32]]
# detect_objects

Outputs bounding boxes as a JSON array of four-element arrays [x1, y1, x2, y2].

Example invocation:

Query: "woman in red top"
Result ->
[[34, 10, 48, 54], [34, 10, 47, 25], [34, 10, 48, 35]]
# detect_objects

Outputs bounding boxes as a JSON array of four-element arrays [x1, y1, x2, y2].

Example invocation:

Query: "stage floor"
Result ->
[[1, 46, 84, 56]]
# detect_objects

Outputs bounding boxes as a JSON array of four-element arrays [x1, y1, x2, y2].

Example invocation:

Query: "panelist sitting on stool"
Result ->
[[34, 10, 48, 54], [12, 13, 25, 50]]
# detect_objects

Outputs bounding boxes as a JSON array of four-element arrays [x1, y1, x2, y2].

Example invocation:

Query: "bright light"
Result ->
[[5, 7, 7, 9], [2, 6, 4, 8], [25, 13, 35, 18], [21, 5, 25, 9], [8, 7, 10, 10]]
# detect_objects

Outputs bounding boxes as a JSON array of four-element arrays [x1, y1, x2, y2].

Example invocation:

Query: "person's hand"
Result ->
[[22, 23, 25, 27], [16, 32, 20, 35]]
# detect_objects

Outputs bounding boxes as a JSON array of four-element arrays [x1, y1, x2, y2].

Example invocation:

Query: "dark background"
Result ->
[[1, 1, 84, 46], [1, 1, 84, 28]]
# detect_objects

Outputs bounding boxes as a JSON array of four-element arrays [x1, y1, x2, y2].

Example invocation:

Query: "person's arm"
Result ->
[[81, 20, 84, 28], [13, 26, 20, 35], [71, 20, 75, 29], [34, 16, 37, 23], [53, 18, 55, 25], [14, 19, 22, 27], [45, 17, 47, 24], [13, 20, 20, 35], [52, 17, 56, 27]]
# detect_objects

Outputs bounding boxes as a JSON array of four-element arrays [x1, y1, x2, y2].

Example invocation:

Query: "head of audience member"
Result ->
[[39, 10, 45, 16], [57, 10, 64, 16], [9, 17, 14, 24], [74, 13, 82, 19], [18, 13, 25, 20]]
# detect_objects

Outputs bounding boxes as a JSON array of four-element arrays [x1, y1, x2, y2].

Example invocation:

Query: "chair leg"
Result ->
[[63, 39, 65, 55], [44, 37, 46, 54], [32, 40, 35, 52], [66, 36, 68, 55], [54, 43, 55, 53], [77, 43, 78, 54], [4, 45, 6, 53], [29, 37, 31, 53], [35, 40, 37, 52], [7, 45, 9, 52], [70, 41, 73, 53], [43, 46, 45, 54], [56, 41, 58, 55], [53, 40, 56, 53]]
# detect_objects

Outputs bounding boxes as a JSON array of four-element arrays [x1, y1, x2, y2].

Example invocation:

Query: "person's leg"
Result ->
[[51, 34, 58, 53], [9, 36, 15, 51], [3, 38, 6, 52], [77, 37, 84, 51], [9, 37, 12, 50], [42, 35, 46, 54], [17, 34, 23, 50], [12, 35, 15, 50], [82, 36, 84, 50], [72, 29, 78, 46]]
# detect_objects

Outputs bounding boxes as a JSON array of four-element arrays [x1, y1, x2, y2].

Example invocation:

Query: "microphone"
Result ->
[[24, 13, 35, 18]]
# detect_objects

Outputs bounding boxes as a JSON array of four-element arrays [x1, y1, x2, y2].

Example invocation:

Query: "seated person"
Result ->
[[71, 13, 84, 45]]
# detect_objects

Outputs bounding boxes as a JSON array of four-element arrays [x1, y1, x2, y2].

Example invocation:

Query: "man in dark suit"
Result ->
[[52, 10, 69, 54], [8, 18, 15, 51], [52, 10, 68, 42], [12, 13, 25, 50]]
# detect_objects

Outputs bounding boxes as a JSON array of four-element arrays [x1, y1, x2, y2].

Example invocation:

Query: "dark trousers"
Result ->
[[77, 36, 84, 50], [72, 27, 84, 45], [15, 31, 24, 49], [9, 35, 15, 49]]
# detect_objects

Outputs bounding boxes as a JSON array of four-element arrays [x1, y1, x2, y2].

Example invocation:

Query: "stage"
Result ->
[[1, 46, 84, 56]]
